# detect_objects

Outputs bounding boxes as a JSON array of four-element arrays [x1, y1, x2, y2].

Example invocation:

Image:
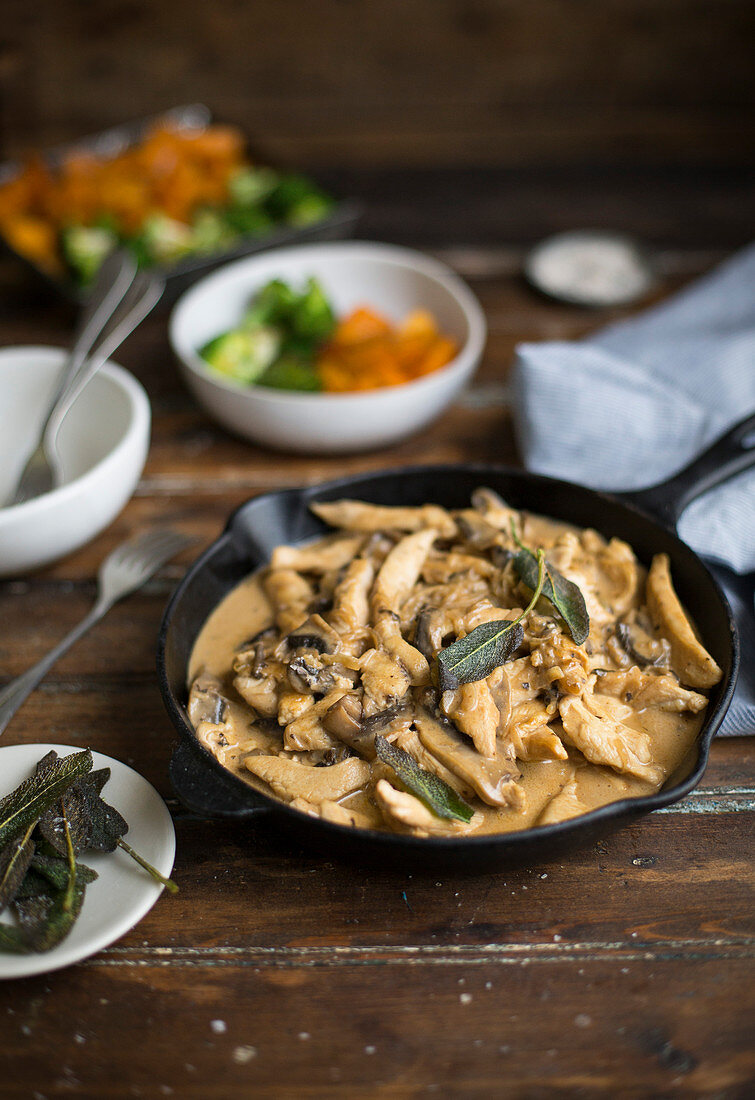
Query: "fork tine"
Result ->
[[101, 529, 192, 575]]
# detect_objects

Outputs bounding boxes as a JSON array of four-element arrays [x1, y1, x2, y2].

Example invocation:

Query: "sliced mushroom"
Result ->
[[323, 697, 413, 760], [245, 754, 371, 804], [317, 799, 374, 829], [286, 613, 341, 655], [414, 709, 524, 809], [394, 728, 475, 798], [645, 554, 722, 689], [455, 508, 503, 550], [614, 621, 671, 669], [187, 672, 229, 727]]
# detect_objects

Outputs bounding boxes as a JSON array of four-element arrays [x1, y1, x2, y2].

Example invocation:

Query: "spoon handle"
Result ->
[[39, 251, 138, 440], [47, 270, 165, 442]]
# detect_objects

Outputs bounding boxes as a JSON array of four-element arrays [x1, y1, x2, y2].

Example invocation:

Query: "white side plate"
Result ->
[[0, 744, 176, 980]]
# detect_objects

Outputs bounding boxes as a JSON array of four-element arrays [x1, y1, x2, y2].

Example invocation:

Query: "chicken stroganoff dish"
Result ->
[[188, 491, 723, 837]]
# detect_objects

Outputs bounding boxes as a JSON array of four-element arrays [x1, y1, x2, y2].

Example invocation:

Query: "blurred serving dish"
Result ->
[[0, 346, 150, 576], [0, 104, 359, 302], [169, 241, 486, 453]]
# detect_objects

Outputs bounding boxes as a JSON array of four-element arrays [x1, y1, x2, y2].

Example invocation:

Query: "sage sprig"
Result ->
[[375, 735, 474, 823], [511, 524, 589, 645], [0, 750, 177, 954], [435, 550, 546, 693]]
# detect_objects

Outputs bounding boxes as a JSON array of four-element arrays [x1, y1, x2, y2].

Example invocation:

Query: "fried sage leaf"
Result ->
[[435, 551, 546, 692], [79, 770, 129, 852], [375, 735, 474, 823], [0, 749, 92, 850], [18, 856, 98, 896], [0, 825, 35, 915], [13, 878, 87, 953], [0, 923, 28, 954]]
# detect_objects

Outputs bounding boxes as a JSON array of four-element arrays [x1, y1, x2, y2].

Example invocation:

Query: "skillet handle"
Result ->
[[170, 739, 271, 820], [618, 412, 755, 530]]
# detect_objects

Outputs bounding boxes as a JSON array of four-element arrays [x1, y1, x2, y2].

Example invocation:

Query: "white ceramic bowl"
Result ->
[[0, 347, 151, 576], [169, 241, 486, 454]]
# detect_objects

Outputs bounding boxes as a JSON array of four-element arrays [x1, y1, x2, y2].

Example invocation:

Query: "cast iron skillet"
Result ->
[[157, 413, 755, 870]]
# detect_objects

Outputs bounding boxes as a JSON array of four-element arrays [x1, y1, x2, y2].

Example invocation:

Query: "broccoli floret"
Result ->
[[140, 214, 194, 264], [200, 327, 281, 384], [61, 224, 117, 284], [286, 193, 334, 228], [265, 174, 330, 220], [224, 206, 275, 238], [191, 208, 238, 254], [228, 167, 279, 207], [243, 279, 299, 328], [257, 354, 321, 392], [290, 277, 336, 342]]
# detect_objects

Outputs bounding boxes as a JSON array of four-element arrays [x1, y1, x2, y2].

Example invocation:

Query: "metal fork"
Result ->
[[0, 529, 192, 737]]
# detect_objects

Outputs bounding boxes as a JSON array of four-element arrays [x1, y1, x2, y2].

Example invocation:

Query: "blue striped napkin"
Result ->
[[512, 243, 755, 735]]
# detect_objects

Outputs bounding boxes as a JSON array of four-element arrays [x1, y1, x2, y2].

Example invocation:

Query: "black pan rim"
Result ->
[[156, 461, 739, 850]]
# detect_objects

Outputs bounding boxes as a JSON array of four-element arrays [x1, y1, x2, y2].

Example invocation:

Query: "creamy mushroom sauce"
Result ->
[[187, 492, 722, 837]]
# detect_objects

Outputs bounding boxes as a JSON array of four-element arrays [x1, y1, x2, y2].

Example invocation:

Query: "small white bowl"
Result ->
[[0, 347, 151, 576], [169, 241, 486, 454]]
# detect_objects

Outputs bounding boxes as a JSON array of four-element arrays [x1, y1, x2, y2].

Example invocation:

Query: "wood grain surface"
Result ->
[[2, 1, 755, 168], [0, 167, 753, 1099]]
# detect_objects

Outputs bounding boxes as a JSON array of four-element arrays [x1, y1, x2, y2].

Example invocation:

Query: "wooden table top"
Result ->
[[1, 179, 753, 1097]]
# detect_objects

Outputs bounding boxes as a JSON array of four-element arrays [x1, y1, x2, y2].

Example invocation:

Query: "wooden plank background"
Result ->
[[1, 0, 754, 169]]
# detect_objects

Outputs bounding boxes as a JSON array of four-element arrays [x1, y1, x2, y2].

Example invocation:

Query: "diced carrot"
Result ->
[[316, 306, 457, 393]]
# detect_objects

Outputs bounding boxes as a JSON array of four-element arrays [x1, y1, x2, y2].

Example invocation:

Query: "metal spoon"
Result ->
[[8, 250, 143, 507]]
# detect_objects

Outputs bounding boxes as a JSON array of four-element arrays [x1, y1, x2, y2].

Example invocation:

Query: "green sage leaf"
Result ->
[[79, 771, 129, 853], [374, 735, 474, 823], [12, 879, 86, 953], [22, 854, 98, 894], [437, 621, 524, 695], [435, 550, 546, 692], [0, 825, 35, 915], [513, 549, 589, 646], [0, 923, 29, 954], [0, 749, 92, 850]]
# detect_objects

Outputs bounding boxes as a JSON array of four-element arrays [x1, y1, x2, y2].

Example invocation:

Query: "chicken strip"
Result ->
[[559, 694, 664, 785], [271, 533, 365, 574], [645, 554, 722, 689], [311, 499, 457, 538]]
